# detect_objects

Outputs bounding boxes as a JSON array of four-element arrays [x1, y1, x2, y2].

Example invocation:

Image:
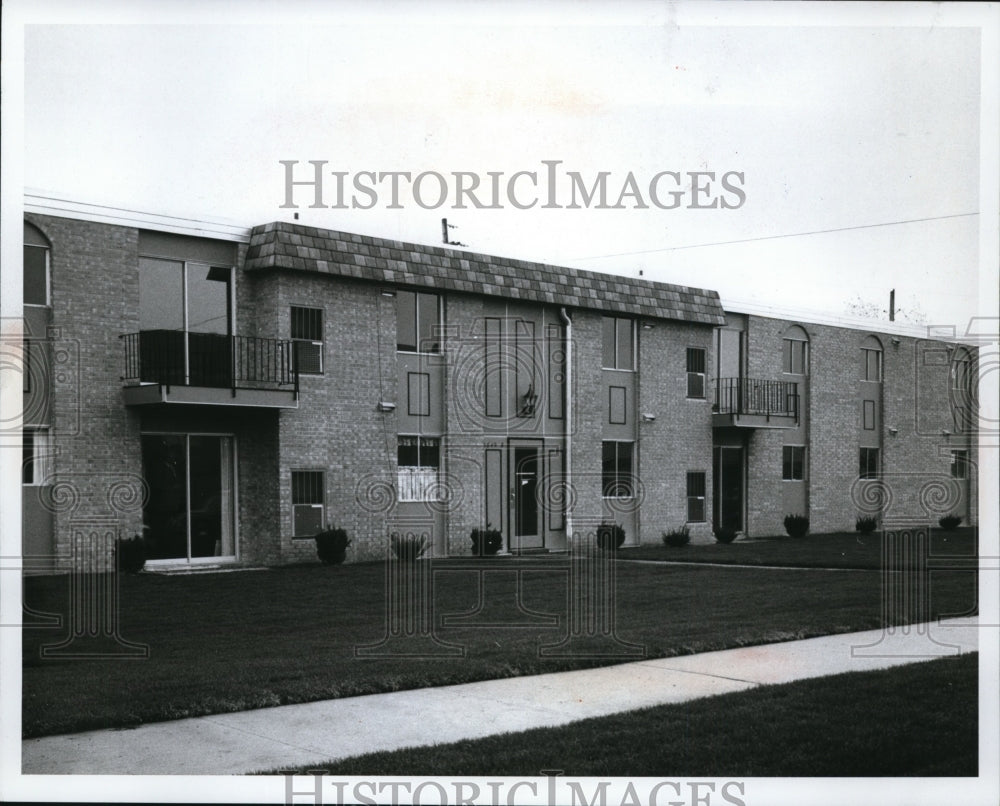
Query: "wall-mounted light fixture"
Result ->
[[891, 337, 901, 347], [518, 384, 538, 417], [941, 429, 951, 437], [888, 427, 898, 436], [641, 413, 656, 422], [376, 401, 396, 412], [380, 290, 396, 298], [641, 322, 655, 330]]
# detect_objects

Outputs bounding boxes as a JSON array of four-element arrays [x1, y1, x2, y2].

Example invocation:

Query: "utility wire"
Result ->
[[570, 212, 979, 262]]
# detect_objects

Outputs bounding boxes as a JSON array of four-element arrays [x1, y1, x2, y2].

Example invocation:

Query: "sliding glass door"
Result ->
[[141, 433, 236, 562]]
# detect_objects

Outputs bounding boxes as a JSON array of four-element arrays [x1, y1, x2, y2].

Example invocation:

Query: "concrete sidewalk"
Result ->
[[23, 618, 980, 775]]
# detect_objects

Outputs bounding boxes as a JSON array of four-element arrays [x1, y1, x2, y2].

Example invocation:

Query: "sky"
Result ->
[[13, 1, 999, 330]]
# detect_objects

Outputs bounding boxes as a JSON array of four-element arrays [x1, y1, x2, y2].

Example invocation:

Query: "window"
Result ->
[[24, 222, 50, 306], [782, 338, 808, 375], [782, 446, 806, 481], [397, 436, 440, 501], [950, 450, 969, 480], [397, 291, 441, 353], [22, 339, 32, 393], [686, 471, 706, 522], [862, 399, 876, 430], [291, 306, 324, 374], [291, 470, 325, 537], [602, 441, 634, 497], [602, 316, 634, 370], [22, 427, 51, 485], [862, 349, 882, 382], [859, 447, 879, 480], [24, 245, 49, 306], [686, 348, 706, 398]]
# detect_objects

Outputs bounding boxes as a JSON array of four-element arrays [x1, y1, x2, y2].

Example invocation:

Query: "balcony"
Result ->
[[120, 330, 299, 408], [713, 377, 799, 429]]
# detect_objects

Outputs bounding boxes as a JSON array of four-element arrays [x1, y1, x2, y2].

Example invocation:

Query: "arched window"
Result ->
[[24, 222, 51, 306], [782, 325, 809, 375], [861, 335, 883, 382]]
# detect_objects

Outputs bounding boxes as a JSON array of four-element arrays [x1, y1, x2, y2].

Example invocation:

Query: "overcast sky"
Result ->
[[15, 1, 998, 329]]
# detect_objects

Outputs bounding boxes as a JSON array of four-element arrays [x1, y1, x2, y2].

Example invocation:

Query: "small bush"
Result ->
[[471, 526, 503, 556], [391, 532, 428, 562], [939, 514, 962, 531], [855, 516, 878, 534], [596, 522, 626, 552], [315, 526, 351, 565], [662, 526, 691, 547], [784, 514, 810, 538], [713, 526, 738, 544], [116, 535, 147, 574]]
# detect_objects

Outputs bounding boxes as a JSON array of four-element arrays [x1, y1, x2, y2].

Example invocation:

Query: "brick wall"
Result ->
[[26, 214, 144, 570], [742, 314, 977, 535], [637, 319, 716, 544]]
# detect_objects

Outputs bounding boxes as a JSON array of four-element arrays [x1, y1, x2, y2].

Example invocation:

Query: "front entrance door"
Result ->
[[142, 433, 236, 562], [510, 443, 544, 551], [713, 446, 744, 533]]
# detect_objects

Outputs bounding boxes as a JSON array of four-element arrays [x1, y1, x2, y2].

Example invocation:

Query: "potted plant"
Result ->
[[390, 532, 428, 562], [116, 534, 147, 574], [315, 525, 351, 564], [471, 525, 503, 556], [596, 522, 626, 552], [784, 514, 809, 539], [662, 526, 691, 547], [713, 525, 738, 544]]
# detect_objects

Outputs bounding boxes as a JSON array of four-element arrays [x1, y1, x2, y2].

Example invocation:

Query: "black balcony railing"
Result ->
[[121, 330, 299, 394], [714, 377, 799, 422]]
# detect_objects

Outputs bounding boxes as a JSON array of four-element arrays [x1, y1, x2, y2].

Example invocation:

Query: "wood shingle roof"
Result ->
[[245, 222, 725, 326]]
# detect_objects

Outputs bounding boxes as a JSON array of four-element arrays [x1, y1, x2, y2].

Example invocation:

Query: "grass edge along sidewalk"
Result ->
[[270, 653, 978, 778]]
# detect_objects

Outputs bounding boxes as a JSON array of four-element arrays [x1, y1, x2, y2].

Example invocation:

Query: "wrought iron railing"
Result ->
[[714, 377, 798, 422], [120, 330, 299, 394]]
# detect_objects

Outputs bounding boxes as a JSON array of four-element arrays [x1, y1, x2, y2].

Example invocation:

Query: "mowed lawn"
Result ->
[[22, 537, 977, 738], [284, 653, 978, 777], [625, 527, 978, 569]]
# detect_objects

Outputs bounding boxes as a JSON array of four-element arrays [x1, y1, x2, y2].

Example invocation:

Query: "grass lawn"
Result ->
[[279, 653, 977, 777], [22, 548, 977, 738], [624, 527, 978, 570]]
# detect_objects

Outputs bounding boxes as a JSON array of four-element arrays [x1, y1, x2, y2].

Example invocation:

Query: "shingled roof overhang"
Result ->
[[245, 222, 725, 326]]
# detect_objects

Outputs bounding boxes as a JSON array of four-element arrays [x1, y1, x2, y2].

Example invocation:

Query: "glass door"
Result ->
[[713, 446, 744, 533], [510, 444, 543, 550], [142, 433, 236, 562]]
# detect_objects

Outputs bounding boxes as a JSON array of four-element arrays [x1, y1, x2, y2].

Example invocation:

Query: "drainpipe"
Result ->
[[559, 307, 573, 543]]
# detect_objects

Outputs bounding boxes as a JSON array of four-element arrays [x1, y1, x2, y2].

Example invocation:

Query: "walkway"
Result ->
[[22, 618, 980, 775]]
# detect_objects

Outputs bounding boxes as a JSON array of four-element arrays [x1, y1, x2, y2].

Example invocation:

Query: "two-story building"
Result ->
[[19, 193, 978, 571]]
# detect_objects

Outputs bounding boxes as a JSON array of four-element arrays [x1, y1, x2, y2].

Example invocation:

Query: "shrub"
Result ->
[[596, 522, 626, 552], [471, 526, 502, 556], [391, 532, 428, 562], [116, 535, 147, 574], [784, 514, 810, 538], [939, 514, 962, 531], [662, 526, 691, 547], [713, 526, 738, 544], [315, 526, 351, 565], [855, 515, 878, 533]]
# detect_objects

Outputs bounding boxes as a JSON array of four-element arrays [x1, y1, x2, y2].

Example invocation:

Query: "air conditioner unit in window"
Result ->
[[294, 340, 324, 374], [293, 504, 324, 538]]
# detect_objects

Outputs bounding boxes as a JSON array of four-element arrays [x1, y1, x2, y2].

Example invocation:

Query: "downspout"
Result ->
[[559, 307, 572, 544]]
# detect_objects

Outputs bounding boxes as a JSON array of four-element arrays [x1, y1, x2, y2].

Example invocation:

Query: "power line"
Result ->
[[570, 212, 980, 262]]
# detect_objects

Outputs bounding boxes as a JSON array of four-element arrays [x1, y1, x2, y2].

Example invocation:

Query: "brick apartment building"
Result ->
[[19, 194, 978, 571]]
